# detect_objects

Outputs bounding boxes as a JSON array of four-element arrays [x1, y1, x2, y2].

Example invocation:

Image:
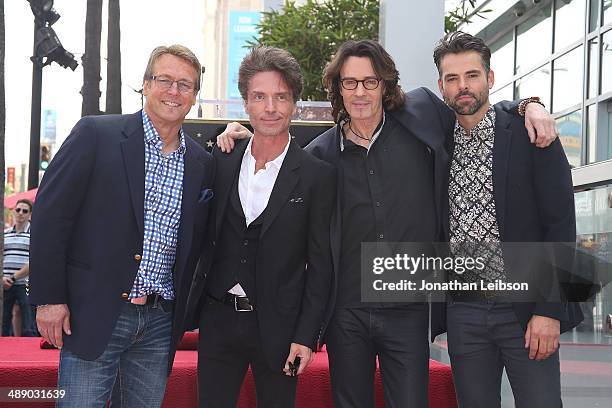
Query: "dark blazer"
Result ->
[[305, 87, 530, 341], [186, 138, 335, 370], [29, 111, 215, 372], [441, 104, 583, 333]]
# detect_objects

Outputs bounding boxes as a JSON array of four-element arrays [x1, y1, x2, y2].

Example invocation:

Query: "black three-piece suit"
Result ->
[[186, 138, 335, 407]]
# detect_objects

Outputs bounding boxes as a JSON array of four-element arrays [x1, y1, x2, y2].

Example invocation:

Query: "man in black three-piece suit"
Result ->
[[29, 45, 214, 407], [185, 46, 335, 407]]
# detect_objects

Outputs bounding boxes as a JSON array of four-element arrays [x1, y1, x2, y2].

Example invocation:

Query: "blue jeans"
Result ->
[[57, 301, 172, 408], [2, 284, 37, 336]]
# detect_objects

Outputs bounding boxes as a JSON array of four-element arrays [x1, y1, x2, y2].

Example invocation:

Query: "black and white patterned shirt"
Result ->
[[448, 106, 505, 284]]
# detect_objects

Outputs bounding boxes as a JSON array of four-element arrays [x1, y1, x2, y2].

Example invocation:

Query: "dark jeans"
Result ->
[[57, 301, 172, 408], [325, 305, 430, 408], [2, 285, 37, 336], [447, 301, 562, 408], [198, 297, 297, 408]]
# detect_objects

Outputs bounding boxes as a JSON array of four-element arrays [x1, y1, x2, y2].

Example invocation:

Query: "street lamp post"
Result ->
[[26, 0, 78, 189]]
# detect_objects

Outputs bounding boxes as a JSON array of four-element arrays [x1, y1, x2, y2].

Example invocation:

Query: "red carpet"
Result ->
[[0, 336, 457, 407]]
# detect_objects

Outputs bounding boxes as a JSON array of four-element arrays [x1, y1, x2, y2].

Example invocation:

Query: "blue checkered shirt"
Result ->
[[129, 111, 186, 300]]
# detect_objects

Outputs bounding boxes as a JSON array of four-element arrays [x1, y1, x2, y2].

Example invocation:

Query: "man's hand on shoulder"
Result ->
[[524, 314, 560, 361], [283, 342, 313, 376], [524, 103, 559, 148], [216, 122, 252, 153], [37, 304, 71, 349]]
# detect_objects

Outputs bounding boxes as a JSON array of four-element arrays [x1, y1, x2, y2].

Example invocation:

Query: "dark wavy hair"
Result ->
[[238, 46, 303, 103], [433, 31, 491, 78], [323, 40, 405, 122]]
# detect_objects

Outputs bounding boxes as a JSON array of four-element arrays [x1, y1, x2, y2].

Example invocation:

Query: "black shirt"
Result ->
[[336, 113, 437, 308]]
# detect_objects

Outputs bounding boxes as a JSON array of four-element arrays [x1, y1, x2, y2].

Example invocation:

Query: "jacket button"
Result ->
[[134, 254, 142, 261], [121, 292, 129, 299]]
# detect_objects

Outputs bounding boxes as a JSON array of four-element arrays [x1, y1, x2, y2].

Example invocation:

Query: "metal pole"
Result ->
[[28, 20, 43, 189]]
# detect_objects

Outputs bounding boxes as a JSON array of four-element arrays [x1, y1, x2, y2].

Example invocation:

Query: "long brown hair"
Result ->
[[323, 40, 405, 122]]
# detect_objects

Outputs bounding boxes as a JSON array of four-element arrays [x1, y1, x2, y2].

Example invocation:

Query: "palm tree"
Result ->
[[105, 0, 121, 114], [81, 0, 103, 116]]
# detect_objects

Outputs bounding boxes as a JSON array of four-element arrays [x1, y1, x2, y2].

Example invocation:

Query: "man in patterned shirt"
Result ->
[[2, 199, 36, 337], [435, 32, 582, 407], [29, 45, 214, 407]]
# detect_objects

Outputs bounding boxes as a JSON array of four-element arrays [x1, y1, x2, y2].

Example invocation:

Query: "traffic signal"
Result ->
[[40, 144, 51, 170]]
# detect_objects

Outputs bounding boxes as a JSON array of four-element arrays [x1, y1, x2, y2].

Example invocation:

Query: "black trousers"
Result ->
[[447, 301, 562, 408], [197, 297, 297, 408], [325, 305, 430, 408]]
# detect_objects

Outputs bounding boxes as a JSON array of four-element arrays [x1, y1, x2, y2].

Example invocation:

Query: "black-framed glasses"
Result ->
[[340, 77, 381, 90], [15, 208, 30, 214], [149, 75, 195, 94]]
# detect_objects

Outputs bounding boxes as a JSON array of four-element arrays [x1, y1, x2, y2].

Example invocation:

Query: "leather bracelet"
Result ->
[[518, 96, 545, 117]]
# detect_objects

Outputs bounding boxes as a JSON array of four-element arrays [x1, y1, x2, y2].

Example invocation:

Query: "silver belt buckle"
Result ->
[[234, 296, 254, 312]]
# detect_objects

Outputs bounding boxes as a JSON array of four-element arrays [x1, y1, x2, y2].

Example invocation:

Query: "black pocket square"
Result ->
[[199, 188, 214, 203]]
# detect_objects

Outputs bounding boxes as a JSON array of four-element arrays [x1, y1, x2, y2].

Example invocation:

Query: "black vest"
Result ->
[[206, 172, 265, 304]]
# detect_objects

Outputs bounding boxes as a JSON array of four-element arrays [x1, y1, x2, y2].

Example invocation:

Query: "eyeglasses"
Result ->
[[340, 77, 381, 90], [149, 75, 195, 94], [15, 208, 30, 214]]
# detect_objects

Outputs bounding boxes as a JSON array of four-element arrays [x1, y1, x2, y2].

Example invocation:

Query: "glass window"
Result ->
[[590, 0, 601, 31], [490, 83, 514, 104], [556, 109, 583, 167], [587, 103, 598, 163], [602, 29, 612, 94], [515, 64, 551, 109], [516, 7, 552, 74], [555, 0, 586, 51], [605, 0, 612, 25], [589, 38, 600, 98], [490, 31, 514, 88], [608, 100, 612, 159], [553, 46, 584, 113]]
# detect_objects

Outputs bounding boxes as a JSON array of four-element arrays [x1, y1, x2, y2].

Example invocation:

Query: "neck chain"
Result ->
[[347, 119, 373, 142]]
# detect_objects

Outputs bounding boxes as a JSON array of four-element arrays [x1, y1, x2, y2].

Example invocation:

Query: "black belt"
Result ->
[[214, 293, 255, 312]]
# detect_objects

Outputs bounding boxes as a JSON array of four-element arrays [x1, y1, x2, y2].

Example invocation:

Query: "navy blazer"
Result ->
[[441, 105, 583, 333], [29, 111, 214, 372]]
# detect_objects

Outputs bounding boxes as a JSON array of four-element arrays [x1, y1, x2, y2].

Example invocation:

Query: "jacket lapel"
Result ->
[[260, 140, 301, 237], [215, 139, 249, 238], [120, 111, 146, 236], [174, 139, 205, 284], [493, 105, 513, 240]]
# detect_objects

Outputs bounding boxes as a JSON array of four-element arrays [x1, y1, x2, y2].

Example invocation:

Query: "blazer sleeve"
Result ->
[[292, 162, 336, 349], [29, 117, 99, 305], [531, 137, 575, 321]]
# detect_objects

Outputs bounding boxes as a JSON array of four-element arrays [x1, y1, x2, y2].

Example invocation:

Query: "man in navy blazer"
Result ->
[[435, 32, 582, 407], [29, 45, 214, 407]]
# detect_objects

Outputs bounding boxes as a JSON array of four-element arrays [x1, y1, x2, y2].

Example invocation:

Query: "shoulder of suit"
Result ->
[[299, 146, 335, 175], [304, 125, 338, 155]]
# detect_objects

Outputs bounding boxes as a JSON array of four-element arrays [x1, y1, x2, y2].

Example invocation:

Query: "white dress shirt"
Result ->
[[228, 135, 291, 296]]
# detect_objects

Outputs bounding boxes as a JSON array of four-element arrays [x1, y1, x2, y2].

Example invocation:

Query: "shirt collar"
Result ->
[[11, 222, 31, 233], [141, 110, 187, 156], [339, 111, 386, 153], [454, 105, 496, 139], [244, 134, 291, 171]]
